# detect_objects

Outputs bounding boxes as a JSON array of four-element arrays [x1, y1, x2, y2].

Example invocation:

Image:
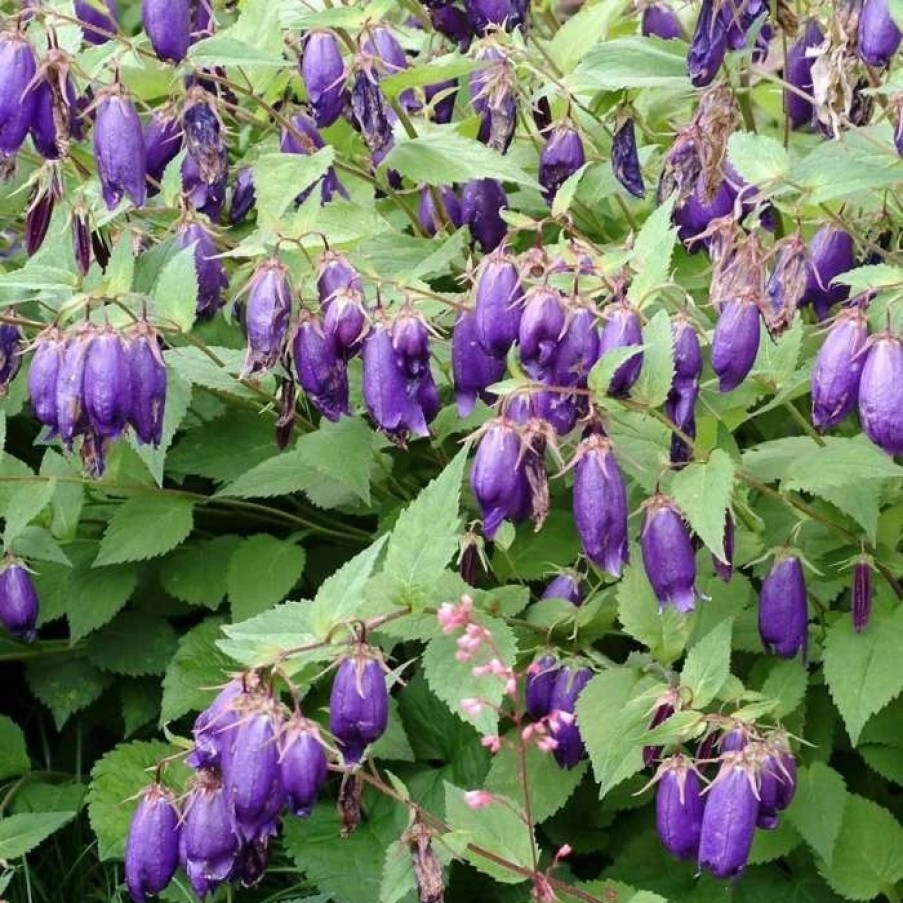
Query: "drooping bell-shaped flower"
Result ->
[[572, 432, 629, 577], [417, 185, 463, 237], [74, 0, 118, 44], [810, 307, 868, 432], [56, 329, 92, 450], [391, 311, 431, 379], [711, 296, 761, 392], [470, 418, 530, 539], [279, 715, 328, 818], [655, 755, 705, 860], [642, 3, 681, 39], [329, 645, 389, 765], [598, 301, 644, 397], [785, 19, 823, 129], [125, 783, 180, 903], [0, 323, 22, 392], [687, 0, 728, 88], [25, 184, 57, 258], [758, 554, 808, 658], [720, 719, 755, 753], [229, 167, 255, 224], [301, 31, 346, 128], [143, 109, 183, 189], [29, 50, 80, 160], [292, 311, 350, 421], [712, 510, 735, 583], [673, 177, 736, 246], [83, 326, 131, 439], [470, 47, 516, 153], [142, 0, 191, 62], [429, 4, 473, 50], [640, 495, 697, 613], [181, 151, 226, 221], [858, 0, 902, 67], [672, 314, 703, 383], [541, 571, 583, 606], [539, 122, 585, 204], [28, 328, 64, 430], [0, 30, 38, 160], [465, 0, 524, 34], [665, 382, 698, 465], [126, 326, 167, 448], [851, 558, 873, 633], [461, 178, 507, 252], [697, 754, 758, 878], [474, 249, 524, 356], [612, 118, 645, 199], [0, 560, 39, 642], [548, 666, 592, 769], [552, 306, 601, 390], [753, 733, 796, 829], [525, 654, 559, 720], [186, 677, 248, 770], [241, 258, 292, 377], [176, 221, 228, 319], [317, 250, 362, 304], [322, 287, 368, 359], [858, 332, 903, 456], [518, 286, 566, 379], [93, 87, 147, 209], [452, 310, 505, 417]]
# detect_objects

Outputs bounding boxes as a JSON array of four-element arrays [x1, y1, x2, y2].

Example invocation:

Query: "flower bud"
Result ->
[[0, 561, 38, 642], [548, 666, 592, 769], [785, 20, 823, 129], [612, 118, 645, 199], [72, 211, 91, 275], [292, 312, 350, 422], [525, 654, 559, 719], [470, 418, 531, 538], [350, 68, 393, 154], [474, 249, 524, 356], [643, 3, 681, 39], [0, 31, 38, 159], [30, 54, 80, 160], [655, 755, 704, 860], [641, 495, 697, 613], [711, 296, 761, 393], [810, 307, 868, 432], [322, 287, 368, 359], [758, 554, 807, 658], [329, 646, 389, 765], [125, 783, 180, 903], [720, 719, 755, 753], [858, 0, 902, 67], [539, 122, 585, 204], [142, 0, 190, 62], [542, 571, 583, 606], [697, 754, 758, 878], [572, 433, 629, 577], [665, 382, 698, 466], [672, 314, 702, 382], [858, 332, 903, 456], [279, 715, 328, 818], [93, 88, 147, 210], [470, 48, 516, 153], [643, 691, 678, 768], [429, 4, 473, 50], [754, 734, 796, 828], [599, 301, 643, 397], [28, 328, 64, 430], [391, 311, 431, 379], [176, 221, 228, 319], [186, 677, 248, 770], [126, 326, 167, 448], [712, 510, 734, 583], [229, 167, 255, 224], [241, 259, 292, 377], [181, 151, 226, 221], [25, 186, 55, 258], [687, 0, 728, 88], [56, 329, 92, 449], [143, 110, 183, 190], [317, 250, 362, 304], [852, 558, 873, 633], [301, 31, 346, 128], [461, 178, 507, 252], [552, 306, 601, 391], [83, 326, 131, 439], [518, 286, 566, 378], [417, 185, 462, 237], [0, 323, 22, 392], [452, 310, 505, 416], [74, 0, 118, 45], [465, 0, 524, 34]]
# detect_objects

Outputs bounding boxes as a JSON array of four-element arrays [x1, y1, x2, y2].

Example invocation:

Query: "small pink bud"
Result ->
[[481, 735, 501, 753], [460, 697, 484, 716], [463, 790, 493, 809], [556, 844, 573, 860]]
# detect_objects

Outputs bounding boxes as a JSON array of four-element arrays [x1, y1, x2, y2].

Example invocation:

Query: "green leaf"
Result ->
[[120, 680, 161, 737], [0, 812, 75, 859], [227, 535, 307, 621], [786, 762, 847, 864], [219, 600, 322, 670], [680, 617, 733, 708], [632, 309, 675, 408], [570, 37, 691, 92], [10, 525, 71, 565], [26, 658, 110, 730], [164, 346, 258, 400], [104, 232, 135, 296], [380, 54, 477, 96], [384, 129, 539, 190], [628, 197, 677, 307], [188, 34, 287, 68], [833, 263, 903, 295], [548, 0, 631, 71], [492, 510, 583, 582], [748, 818, 801, 865], [3, 480, 55, 547], [670, 449, 736, 562], [817, 795, 903, 901], [0, 715, 30, 780], [728, 132, 791, 185], [152, 244, 198, 332], [379, 839, 417, 903], [160, 536, 242, 608], [94, 495, 194, 566], [588, 345, 646, 403], [66, 561, 137, 644], [760, 658, 808, 717], [444, 783, 532, 884], [85, 612, 179, 677], [822, 604, 903, 745], [40, 449, 83, 539], [88, 740, 188, 860], [253, 149, 335, 223], [617, 562, 690, 664]]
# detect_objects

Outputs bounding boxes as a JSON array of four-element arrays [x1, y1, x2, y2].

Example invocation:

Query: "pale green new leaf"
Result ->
[[151, 244, 198, 333], [632, 309, 675, 408], [680, 617, 733, 708], [670, 448, 736, 561]]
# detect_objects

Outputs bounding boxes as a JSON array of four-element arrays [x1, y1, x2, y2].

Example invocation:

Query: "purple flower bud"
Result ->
[[642, 3, 682, 39], [713, 510, 734, 583], [470, 49, 516, 153], [599, 301, 643, 396], [83, 327, 131, 439], [539, 122, 585, 204], [711, 296, 761, 392], [0, 561, 38, 642], [697, 754, 758, 878], [30, 55, 80, 160], [858, 332, 903, 456], [329, 646, 389, 765], [810, 307, 868, 432], [322, 288, 368, 359], [187, 678, 247, 770], [56, 330, 91, 449], [142, 0, 191, 62], [525, 654, 559, 719], [93, 89, 147, 210], [852, 558, 873, 633], [241, 259, 292, 377], [474, 250, 524, 356], [143, 110, 183, 189], [655, 755, 704, 860], [0, 323, 22, 391], [229, 167, 255, 223], [720, 0, 768, 51], [181, 151, 226, 221], [0, 31, 38, 159], [28, 328, 64, 430], [552, 306, 601, 388], [425, 77, 458, 123], [894, 108, 903, 157], [641, 495, 697, 613], [687, 0, 728, 88], [417, 186, 462, 237], [665, 381, 698, 465], [858, 0, 902, 67], [674, 178, 736, 245], [800, 227, 855, 320], [470, 418, 530, 539], [759, 554, 808, 658], [292, 312, 350, 421], [461, 178, 507, 252], [720, 719, 755, 753], [672, 314, 703, 382], [465, 0, 525, 33], [391, 312, 431, 379], [549, 666, 592, 769], [430, 5, 473, 49], [643, 689, 679, 767], [72, 211, 91, 276], [572, 433, 629, 577], [452, 310, 505, 416], [350, 68, 393, 154], [74, 0, 118, 44], [301, 31, 346, 128], [785, 20, 823, 129], [176, 221, 228, 318], [181, 769, 240, 900], [612, 118, 646, 199], [364, 25, 409, 75], [542, 571, 583, 606], [754, 735, 796, 828], [417, 369, 441, 426], [518, 286, 566, 378], [25, 185, 55, 258], [125, 784, 180, 903], [279, 716, 328, 818], [126, 326, 167, 447], [317, 250, 362, 303]]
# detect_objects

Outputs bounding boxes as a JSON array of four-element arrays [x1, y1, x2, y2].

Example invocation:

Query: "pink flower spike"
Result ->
[[556, 844, 573, 860], [463, 789, 494, 809]]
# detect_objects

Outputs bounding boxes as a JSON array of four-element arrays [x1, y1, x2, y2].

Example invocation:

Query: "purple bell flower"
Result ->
[[612, 118, 646, 199], [125, 784, 180, 903], [126, 325, 167, 448], [711, 296, 761, 392], [665, 381, 698, 465], [417, 186, 463, 237], [56, 329, 92, 450], [74, 0, 118, 44], [72, 211, 91, 276], [712, 510, 735, 583], [800, 226, 855, 320], [391, 311, 431, 379], [697, 754, 759, 878], [687, 0, 728, 88], [474, 249, 524, 356], [301, 31, 346, 128], [452, 310, 505, 416], [754, 734, 796, 828], [553, 306, 601, 388], [785, 20, 823, 129], [642, 3, 681, 39], [187, 678, 247, 770], [548, 666, 592, 769], [329, 646, 389, 766], [181, 151, 226, 221], [851, 558, 873, 633], [518, 286, 566, 378], [322, 287, 368, 359], [0, 31, 38, 161], [465, 0, 524, 34], [858, 0, 902, 67], [317, 250, 362, 303], [279, 715, 328, 818], [539, 122, 585, 204], [241, 259, 292, 378], [541, 572, 583, 606], [25, 186, 55, 258], [525, 654, 559, 719], [672, 314, 702, 382], [83, 326, 131, 439], [572, 432, 629, 577], [142, 0, 191, 62], [429, 5, 473, 50], [758, 554, 808, 658], [461, 178, 507, 252], [0, 323, 22, 391], [229, 167, 255, 223], [143, 110, 183, 190], [470, 418, 530, 539], [29, 51, 80, 160], [470, 48, 516, 153], [640, 495, 697, 613], [643, 689, 679, 767], [598, 301, 643, 397], [810, 307, 868, 432], [720, 720, 754, 753], [0, 561, 39, 642], [674, 177, 736, 246], [28, 328, 64, 431], [176, 221, 228, 318], [292, 312, 350, 421], [858, 332, 903, 456], [655, 755, 705, 860], [93, 88, 147, 210]]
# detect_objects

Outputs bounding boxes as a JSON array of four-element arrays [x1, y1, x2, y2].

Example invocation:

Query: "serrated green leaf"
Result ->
[[617, 562, 690, 664], [628, 197, 677, 307], [760, 658, 808, 717], [681, 617, 732, 708], [786, 763, 847, 864], [94, 495, 194, 566], [152, 245, 198, 333], [822, 604, 903, 745], [3, 480, 55, 547], [104, 232, 135, 297], [40, 449, 83, 539], [633, 309, 675, 407], [188, 34, 287, 68], [379, 839, 417, 903], [253, 149, 335, 223], [85, 612, 179, 676], [728, 132, 791, 185], [549, 0, 631, 72], [227, 535, 306, 621], [160, 536, 242, 608], [492, 510, 583, 581], [670, 449, 736, 562], [119, 679, 161, 737], [0, 812, 75, 859], [588, 344, 646, 402], [570, 36, 690, 92], [164, 346, 258, 400], [26, 657, 110, 730], [0, 715, 30, 780], [219, 600, 322, 670]]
